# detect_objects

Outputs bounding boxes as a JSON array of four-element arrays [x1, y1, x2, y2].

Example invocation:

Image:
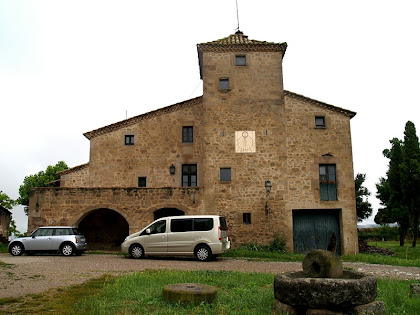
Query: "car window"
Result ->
[[34, 228, 54, 237], [148, 220, 167, 234], [171, 219, 193, 232], [55, 229, 70, 236], [219, 217, 228, 231], [72, 228, 82, 235], [194, 218, 213, 231]]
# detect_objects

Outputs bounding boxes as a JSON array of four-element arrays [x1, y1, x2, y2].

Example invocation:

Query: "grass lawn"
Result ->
[[1, 269, 420, 314], [340, 241, 420, 268]]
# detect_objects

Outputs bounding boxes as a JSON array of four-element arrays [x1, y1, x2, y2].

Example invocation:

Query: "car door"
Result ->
[[167, 218, 194, 254], [142, 219, 167, 254], [25, 228, 54, 251]]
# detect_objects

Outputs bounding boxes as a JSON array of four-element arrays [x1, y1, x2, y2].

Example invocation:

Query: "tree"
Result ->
[[0, 190, 20, 237], [17, 161, 68, 215], [0, 190, 16, 209], [375, 138, 410, 246], [355, 173, 372, 222], [400, 121, 420, 247]]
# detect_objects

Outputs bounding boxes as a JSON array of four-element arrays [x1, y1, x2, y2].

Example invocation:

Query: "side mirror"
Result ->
[[32, 235, 36, 238], [146, 228, 151, 234]]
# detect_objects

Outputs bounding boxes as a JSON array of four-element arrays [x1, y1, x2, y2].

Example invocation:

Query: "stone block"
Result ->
[[273, 299, 297, 315], [306, 308, 344, 315], [354, 301, 385, 315], [410, 283, 420, 296], [302, 249, 343, 278]]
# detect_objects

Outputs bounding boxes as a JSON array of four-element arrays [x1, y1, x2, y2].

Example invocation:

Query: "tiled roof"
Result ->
[[83, 96, 203, 140], [197, 31, 287, 53], [197, 31, 287, 79], [58, 163, 89, 175], [284, 90, 356, 118]]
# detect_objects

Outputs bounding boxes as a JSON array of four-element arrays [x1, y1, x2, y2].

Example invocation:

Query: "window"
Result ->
[[55, 228, 70, 236], [33, 228, 54, 237], [141, 220, 166, 235], [194, 218, 213, 231], [319, 164, 337, 201], [170, 218, 213, 232], [236, 55, 246, 66], [171, 218, 193, 232], [182, 126, 193, 143], [220, 168, 231, 181], [243, 213, 251, 225], [219, 78, 230, 90], [315, 116, 326, 128], [182, 164, 197, 187], [138, 177, 146, 187], [125, 135, 134, 145]]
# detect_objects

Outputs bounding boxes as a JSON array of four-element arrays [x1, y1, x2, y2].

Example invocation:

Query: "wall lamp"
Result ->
[[169, 164, 176, 175], [265, 180, 272, 215]]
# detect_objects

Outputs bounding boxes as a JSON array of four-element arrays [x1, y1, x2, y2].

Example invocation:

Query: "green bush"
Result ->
[[358, 225, 400, 241], [241, 235, 286, 253]]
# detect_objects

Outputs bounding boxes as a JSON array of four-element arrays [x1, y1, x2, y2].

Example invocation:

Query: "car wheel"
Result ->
[[129, 244, 144, 259], [9, 243, 23, 256], [61, 243, 75, 256], [195, 245, 212, 262]]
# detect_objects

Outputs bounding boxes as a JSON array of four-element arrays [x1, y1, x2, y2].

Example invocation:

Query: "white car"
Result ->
[[121, 215, 230, 261], [8, 226, 87, 256]]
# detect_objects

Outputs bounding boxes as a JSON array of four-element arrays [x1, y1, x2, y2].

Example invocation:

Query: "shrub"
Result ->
[[241, 235, 286, 253]]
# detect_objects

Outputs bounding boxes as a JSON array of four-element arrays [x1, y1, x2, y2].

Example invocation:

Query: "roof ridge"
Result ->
[[84, 96, 203, 139], [58, 163, 89, 175], [284, 90, 356, 118]]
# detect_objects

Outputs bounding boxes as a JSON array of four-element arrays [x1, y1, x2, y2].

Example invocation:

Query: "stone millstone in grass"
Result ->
[[163, 283, 218, 304], [302, 249, 343, 278]]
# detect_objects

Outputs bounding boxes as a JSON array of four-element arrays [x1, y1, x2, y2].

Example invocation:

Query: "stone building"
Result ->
[[28, 32, 358, 254], [0, 205, 11, 244]]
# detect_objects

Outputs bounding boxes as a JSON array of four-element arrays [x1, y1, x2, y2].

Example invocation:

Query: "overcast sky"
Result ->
[[1, 1, 419, 233]]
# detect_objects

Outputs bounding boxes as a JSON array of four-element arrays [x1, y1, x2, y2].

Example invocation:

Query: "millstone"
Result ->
[[163, 283, 218, 304]]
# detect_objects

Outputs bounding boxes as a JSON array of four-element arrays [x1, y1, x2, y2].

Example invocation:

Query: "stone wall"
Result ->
[[85, 101, 204, 188], [28, 187, 203, 234], [0, 209, 11, 242], [284, 93, 358, 254]]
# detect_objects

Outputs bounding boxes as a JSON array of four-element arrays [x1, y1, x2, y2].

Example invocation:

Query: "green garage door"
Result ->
[[293, 209, 341, 255]]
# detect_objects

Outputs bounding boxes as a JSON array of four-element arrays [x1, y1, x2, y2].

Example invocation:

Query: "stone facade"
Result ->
[[28, 32, 358, 254], [0, 206, 11, 243]]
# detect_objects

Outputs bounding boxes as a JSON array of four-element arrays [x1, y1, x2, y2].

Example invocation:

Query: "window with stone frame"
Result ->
[[138, 177, 146, 187], [182, 164, 197, 187], [243, 213, 251, 225], [182, 126, 193, 143], [315, 116, 326, 128], [219, 78, 230, 91], [235, 55, 246, 66], [125, 135, 134, 145], [319, 164, 337, 201], [220, 167, 231, 181]]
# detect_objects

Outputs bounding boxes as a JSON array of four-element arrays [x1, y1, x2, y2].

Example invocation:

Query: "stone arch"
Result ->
[[154, 208, 185, 220], [74, 205, 131, 250]]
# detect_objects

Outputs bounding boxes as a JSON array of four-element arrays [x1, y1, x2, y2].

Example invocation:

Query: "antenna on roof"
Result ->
[[235, 0, 240, 32]]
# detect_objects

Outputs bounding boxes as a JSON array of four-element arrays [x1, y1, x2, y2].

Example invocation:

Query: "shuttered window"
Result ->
[[319, 164, 337, 201]]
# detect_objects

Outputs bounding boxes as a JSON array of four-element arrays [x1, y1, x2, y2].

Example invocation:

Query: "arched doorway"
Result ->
[[78, 208, 129, 250], [154, 208, 184, 220]]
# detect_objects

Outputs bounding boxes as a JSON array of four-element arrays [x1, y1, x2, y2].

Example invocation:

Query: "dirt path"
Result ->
[[1, 253, 420, 299]]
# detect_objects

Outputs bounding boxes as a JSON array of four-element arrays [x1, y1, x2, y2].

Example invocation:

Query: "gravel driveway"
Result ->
[[1, 253, 420, 299]]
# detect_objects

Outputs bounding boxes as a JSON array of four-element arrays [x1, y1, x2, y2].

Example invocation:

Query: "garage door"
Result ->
[[293, 209, 341, 255]]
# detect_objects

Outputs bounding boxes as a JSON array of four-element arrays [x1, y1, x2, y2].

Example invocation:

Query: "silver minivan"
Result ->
[[121, 215, 230, 261]]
